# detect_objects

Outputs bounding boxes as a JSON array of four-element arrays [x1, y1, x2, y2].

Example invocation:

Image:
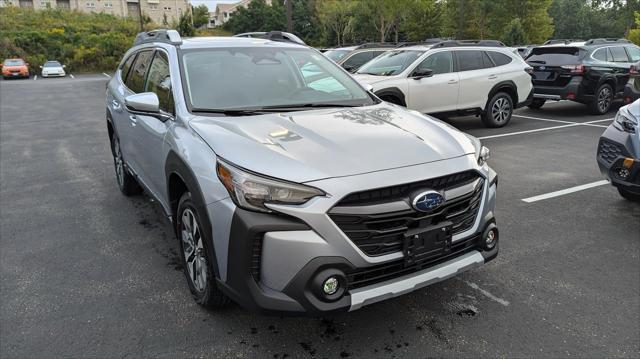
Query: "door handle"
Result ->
[[447, 79, 458, 84], [129, 115, 138, 126], [488, 75, 498, 80]]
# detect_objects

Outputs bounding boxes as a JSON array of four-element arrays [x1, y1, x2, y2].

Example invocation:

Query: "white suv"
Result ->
[[354, 40, 534, 127]]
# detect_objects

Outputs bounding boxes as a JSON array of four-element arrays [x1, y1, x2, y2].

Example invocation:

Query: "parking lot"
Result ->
[[1, 74, 638, 358]]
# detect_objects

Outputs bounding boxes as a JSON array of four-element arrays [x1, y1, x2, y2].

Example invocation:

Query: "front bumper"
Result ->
[[211, 156, 499, 315], [597, 125, 640, 194], [41, 72, 66, 77]]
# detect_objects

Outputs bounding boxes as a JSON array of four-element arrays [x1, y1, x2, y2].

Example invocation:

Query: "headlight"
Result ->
[[615, 111, 637, 133], [216, 158, 325, 213]]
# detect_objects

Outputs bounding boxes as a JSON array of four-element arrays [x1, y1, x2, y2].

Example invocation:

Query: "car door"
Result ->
[[455, 50, 498, 110], [118, 49, 154, 175], [609, 46, 633, 94], [405, 50, 458, 113], [130, 49, 175, 201]]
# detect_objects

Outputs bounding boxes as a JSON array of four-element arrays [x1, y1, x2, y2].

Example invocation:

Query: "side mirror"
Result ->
[[125, 92, 160, 113], [343, 64, 355, 73], [365, 83, 374, 92], [411, 68, 434, 80], [39, 65, 43, 69], [63, 64, 66, 68]]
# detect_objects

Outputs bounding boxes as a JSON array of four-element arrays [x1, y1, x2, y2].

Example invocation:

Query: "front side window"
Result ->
[[626, 46, 640, 62], [120, 53, 136, 81], [610, 46, 630, 62], [342, 51, 380, 71], [356, 50, 424, 76], [323, 49, 350, 62], [413, 51, 453, 75], [181, 47, 374, 111], [125, 50, 153, 93], [456, 50, 485, 71], [145, 51, 174, 114]]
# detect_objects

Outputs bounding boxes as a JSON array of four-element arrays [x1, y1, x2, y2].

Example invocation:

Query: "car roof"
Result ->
[[177, 36, 307, 50]]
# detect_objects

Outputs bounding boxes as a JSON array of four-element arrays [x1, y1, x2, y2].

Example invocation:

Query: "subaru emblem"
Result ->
[[412, 190, 445, 212]]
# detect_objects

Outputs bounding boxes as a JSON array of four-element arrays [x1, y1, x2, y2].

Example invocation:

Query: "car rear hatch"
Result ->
[[526, 47, 586, 87]]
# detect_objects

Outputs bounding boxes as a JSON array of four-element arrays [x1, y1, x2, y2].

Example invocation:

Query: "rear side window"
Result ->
[[119, 54, 136, 82], [125, 50, 154, 93], [609, 46, 630, 62], [456, 50, 485, 71], [145, 51, 174, 114], [626, 46, 640, 62], [592, 48, 610, 62], [487, 51, 512, 66], [526, 47, 584, 66]]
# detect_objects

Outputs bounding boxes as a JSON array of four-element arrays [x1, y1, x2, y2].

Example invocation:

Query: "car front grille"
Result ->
[[346, 234, 480, 290], [329, 171, 484, 257], [598, 139, 624, 164]]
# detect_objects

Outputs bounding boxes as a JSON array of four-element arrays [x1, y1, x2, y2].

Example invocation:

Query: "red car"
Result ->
[[1, 58, 30, 79]]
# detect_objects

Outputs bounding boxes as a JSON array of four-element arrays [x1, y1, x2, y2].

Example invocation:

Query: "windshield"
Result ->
[[3, 59, 25, 66], [525, 47, 585, 66], [323, 49, 350, 62], [181, 47, 374, 111], [43, 61, 61, 68], [356, 50, 424, 76]]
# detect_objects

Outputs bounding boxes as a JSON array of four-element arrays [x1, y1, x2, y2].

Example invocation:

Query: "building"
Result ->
[[208, 0, 271, 27], [2, 0, 189, 25]]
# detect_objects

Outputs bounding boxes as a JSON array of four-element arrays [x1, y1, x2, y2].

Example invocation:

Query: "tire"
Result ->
[[482, 92, 514, 128], [111, 134, 142, 196], [589, 84, 614, 115], [527, 98, 546, 110], [176, 192, 229, 308], [617, 187, 640, 202]]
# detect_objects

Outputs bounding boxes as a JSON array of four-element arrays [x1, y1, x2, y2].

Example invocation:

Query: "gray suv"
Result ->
[[106, 30, 500, 314]]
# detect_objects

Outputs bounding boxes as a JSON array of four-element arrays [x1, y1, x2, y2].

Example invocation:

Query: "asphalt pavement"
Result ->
[[1, 75, 638, 358]]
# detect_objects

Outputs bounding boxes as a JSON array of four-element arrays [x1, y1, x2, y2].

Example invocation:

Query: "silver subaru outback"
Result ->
[[105, 30, 500, 314]]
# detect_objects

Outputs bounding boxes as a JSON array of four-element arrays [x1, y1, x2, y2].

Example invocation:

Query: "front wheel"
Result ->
[[618, 187, 640, 202], [111, 135, 142, 196], [177, 192, 229, 308], [589, 84, 613, 115], [528, 98, 546, 110], [482, 92, 513, 128]]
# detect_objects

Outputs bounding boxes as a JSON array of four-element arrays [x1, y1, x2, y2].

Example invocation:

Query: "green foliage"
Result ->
[[177, 12, 195, 36], [192, 4, 210, 29], [223, 0, 286, 35], [628, 11, 640, 45], [503, 18, 526, 46], [550, 0, 640, 40]]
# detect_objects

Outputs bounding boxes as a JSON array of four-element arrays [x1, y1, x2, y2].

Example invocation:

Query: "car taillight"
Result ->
[[561, 64, 585, 74]]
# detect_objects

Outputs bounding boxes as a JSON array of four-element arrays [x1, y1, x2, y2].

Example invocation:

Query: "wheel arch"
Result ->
[[486, 81, 518, 110], [106, 110, 115, 156], [374, 87, 407, 107], [598, 75, 617, 92]]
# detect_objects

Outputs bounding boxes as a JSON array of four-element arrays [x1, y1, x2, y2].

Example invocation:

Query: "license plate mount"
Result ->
[[403, 221, 453, 267]]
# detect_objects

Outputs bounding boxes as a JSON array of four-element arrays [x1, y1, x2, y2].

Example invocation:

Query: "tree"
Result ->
[[192, 4, 210, 29], [399, 0, 442, 41], [316, 0, 356, 46], [628, 11, 640, 45], [549, 0, 591, 39], [177, 12, 195, 37], [223, 0, 285, 35], [503, 18, 526, 45]]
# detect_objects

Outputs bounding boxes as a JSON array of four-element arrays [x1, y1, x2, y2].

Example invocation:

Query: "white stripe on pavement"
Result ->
[[69, 74, 75, 79], [513, 114, 576, 125], [33, 75, 37, 81], [102, 72, 111, 78], [478, 123, 580, 140], [521, 180, 609, 203]]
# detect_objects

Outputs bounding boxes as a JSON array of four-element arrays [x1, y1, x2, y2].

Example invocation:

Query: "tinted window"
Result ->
[[357, 50, 424, 76], [456, 50, 484, 71], [526, 47, 584, 66], [593, 48, 609, 62], [120, 54, 136, 82], [414, 51, 453, 75], [324, 49, 350, 62], [610, 46, 630, 62], [144, 51, 174, 114], [488, 51, 512, 66], [125, 50, 153, 93], [626, 46, 640, 62], [342, 51, 376, 71]]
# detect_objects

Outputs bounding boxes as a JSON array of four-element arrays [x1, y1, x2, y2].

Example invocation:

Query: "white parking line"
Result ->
[[463, 281, 510, 306], [33, 75, 37, 81], [102, 72, 111, 78], [479, 115, 614, 140], [69, 74, 75, 79], [478, 123, 580, 140], [521, 180, 609, 203], [513, 114, 610, 128]]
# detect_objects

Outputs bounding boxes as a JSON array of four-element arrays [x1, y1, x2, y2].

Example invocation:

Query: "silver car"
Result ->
[[105, 30, 500, 314]]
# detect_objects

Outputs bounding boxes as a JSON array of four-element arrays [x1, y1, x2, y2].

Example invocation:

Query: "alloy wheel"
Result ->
[[491, 97, 511, 123], [181, 208, 207, 292], [113, 138, 124, 187], [597, 87, 612, 113]]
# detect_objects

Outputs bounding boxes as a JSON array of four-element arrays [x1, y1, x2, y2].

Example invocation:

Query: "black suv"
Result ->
[[525, 38, 640, 114]]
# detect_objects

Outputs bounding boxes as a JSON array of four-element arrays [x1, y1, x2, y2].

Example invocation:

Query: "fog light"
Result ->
[[323, 277, 339, 295], [485, 229, 497, 249], [617, 167, 630, 179]]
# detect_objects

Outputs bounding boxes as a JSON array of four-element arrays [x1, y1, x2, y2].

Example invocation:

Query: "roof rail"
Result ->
[[233, 31, 306, 45], [584, 38, 631, 45], [355, 42, 400, 49], [543, 39, 583, 45], [430, 40, 506, 48], [134, 29, 182, 46]]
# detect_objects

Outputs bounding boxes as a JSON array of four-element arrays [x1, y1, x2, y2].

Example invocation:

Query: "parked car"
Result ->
[[106, 29, 499, 314], [233, 31, 305, 45], [40, 60, 66, 77], [623, 61, 640, 104], [323, 43, 398, 73], [525, 38, 640, 114], [514, 45, 537, 58], [597, 99, 640, 201], [353, 40, 534, 128], [1, 58, 30, 79]]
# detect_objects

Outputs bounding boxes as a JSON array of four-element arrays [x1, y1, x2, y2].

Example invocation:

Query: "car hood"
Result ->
[[352, 73, 397, 86], [189, 104, 475, 183]]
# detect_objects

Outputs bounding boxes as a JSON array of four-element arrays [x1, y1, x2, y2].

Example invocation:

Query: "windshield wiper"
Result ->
[[259, 103, 362, 110], [191, 108, 264, 116]]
